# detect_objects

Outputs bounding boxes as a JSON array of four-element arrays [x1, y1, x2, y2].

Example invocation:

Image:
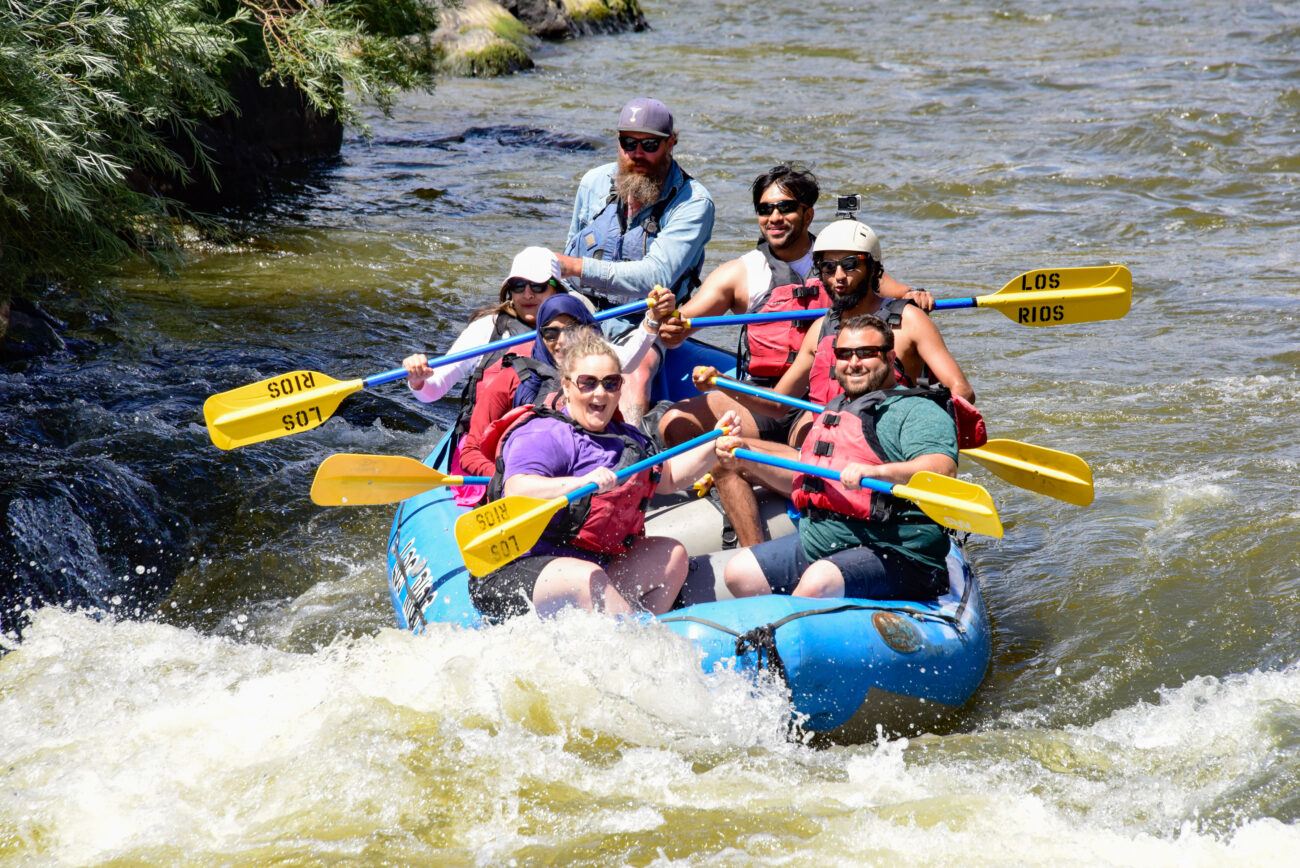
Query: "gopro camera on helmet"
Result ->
[[835, 194, 862, 219]]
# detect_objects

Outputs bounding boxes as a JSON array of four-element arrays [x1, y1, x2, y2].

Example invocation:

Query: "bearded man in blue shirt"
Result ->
[[556, 97, 715, 426]]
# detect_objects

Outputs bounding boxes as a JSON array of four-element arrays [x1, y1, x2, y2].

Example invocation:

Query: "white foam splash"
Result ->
[[3, 609, 1298, 865]]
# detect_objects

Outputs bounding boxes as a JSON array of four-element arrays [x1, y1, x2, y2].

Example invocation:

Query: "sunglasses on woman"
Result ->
[[567, 374, 624, 393], [538, 326, 563, 342], [618, 135, 665, 154], [755, 199, 801, 216], [832, 345, 890, 361], [505, 279, 554, 294], [814, 254, 866, 277]]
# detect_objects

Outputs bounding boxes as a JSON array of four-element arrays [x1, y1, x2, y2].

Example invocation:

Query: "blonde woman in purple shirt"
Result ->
[[471, 329, 739, 623]]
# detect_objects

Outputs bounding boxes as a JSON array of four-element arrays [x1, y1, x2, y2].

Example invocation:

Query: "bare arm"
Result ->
[[658, 258, 748, 349], [841, 452, 956, 487], [879, 270, 935, 311], [657, 411, 740, 492], [768, 317, 820, 398], [900, 306, 975, 403], [504, 469, 618, 500]]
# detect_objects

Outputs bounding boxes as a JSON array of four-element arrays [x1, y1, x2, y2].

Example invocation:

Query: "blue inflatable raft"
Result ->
[[386, 339, 990, 740]]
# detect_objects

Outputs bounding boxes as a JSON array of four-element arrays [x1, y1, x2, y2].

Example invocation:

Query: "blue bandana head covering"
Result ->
[[513, 295, 597, 407]]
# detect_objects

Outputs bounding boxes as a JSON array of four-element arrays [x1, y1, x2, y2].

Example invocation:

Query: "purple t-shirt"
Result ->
[[500, 412, 650, 559]]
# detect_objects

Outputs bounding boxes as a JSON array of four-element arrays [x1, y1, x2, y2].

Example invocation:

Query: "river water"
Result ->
[[3, 0, 1299, 864]]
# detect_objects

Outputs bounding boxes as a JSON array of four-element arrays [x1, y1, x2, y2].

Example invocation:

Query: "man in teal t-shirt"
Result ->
[[716, 314, 960, 602]]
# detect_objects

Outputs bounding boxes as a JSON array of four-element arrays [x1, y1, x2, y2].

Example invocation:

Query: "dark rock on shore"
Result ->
[[0, 298, 67, 361], [130, 71, 343, 210]]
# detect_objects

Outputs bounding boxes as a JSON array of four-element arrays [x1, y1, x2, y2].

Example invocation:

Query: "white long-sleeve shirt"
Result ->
[[408, 314, 658, 403]]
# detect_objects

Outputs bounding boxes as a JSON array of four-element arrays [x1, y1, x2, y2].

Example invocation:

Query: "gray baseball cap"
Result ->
[[617, 98, 675, 136]]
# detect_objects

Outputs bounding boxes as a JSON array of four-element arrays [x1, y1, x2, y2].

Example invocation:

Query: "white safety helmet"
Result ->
[[812, 220, 882, 263]]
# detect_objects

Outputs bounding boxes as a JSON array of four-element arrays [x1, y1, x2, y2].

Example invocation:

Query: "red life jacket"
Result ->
[[790, 384, 984, 520], [742, 280, 833, 379], [484, 406, 660, 556], [790, 392, 895, 522], [807, 300, 915, 405]]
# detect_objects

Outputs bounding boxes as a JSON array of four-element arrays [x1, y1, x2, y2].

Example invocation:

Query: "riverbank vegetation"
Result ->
[[0, 0, 446, 304], [0, 0, 646, 343]]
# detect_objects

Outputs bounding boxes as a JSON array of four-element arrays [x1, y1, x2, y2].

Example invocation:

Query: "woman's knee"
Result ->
[[532, 560, 607, 615], [660, 539, 689, 580], [793, 561, 845, 598]]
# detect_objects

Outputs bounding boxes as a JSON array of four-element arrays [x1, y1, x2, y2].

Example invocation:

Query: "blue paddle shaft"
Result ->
[[461, 477, 491, 485], [686, 309, 825, 328], [684, 297, 980, 328], [714, 378, 823, 413], [362, 299, 650, 389], [732, 447, 894, 496], [565, 427, 725, 503]]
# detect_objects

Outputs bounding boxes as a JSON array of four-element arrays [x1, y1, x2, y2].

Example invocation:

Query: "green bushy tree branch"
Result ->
[[0, 0, 448, 295]]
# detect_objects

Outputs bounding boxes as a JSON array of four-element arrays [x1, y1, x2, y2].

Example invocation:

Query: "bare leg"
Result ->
[[607, 536, 688, 614], [713, 463, 765, 547], [792, 560, 846, 598], [660, 391, 764, 447], [619, 346, 660, 426], [659, 393, 712, 446], [722, 548, 774, 597], [663, 394, 787, 547], [712, 436, 805, 546], [531, 557, 635, 617]]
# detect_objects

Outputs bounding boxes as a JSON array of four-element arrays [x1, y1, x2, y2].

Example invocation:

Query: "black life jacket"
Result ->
[[451, 313, 532, 441], [505, 355, 563, 409]]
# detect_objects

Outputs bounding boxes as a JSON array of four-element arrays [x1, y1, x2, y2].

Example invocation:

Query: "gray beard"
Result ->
[[615, 166, 666, 208]]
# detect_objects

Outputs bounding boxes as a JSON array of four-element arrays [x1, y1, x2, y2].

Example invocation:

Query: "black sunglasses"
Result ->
[[505, 279, 554, 295], [755, 199, 801, 216], [833, 345, 890, 361], [567, 374, 624, 393], [538, 326, 563, 342], [618, 135, 666, 154], [814, 255, 866, 277]]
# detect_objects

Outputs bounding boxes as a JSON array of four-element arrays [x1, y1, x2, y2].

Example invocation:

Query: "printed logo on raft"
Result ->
[[873, 611, 924, 654], [391, 538, 436, 625]]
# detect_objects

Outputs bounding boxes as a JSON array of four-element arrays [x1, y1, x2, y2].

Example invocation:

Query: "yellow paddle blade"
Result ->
[[454, 494, 569, 577], [310, 454, 464, 506], [203, 370, 363, 450], [894, 471, 1004, 538], [961, 439, 1094, 506], [980, 265, 1132, 325]]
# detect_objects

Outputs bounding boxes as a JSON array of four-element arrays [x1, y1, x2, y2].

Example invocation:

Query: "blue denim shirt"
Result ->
[[564, 161, 715, 302]]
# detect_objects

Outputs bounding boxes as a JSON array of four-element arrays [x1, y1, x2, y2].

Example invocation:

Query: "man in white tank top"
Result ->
[[656, 166, 929, 545], [659, 165, 924, 370]]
